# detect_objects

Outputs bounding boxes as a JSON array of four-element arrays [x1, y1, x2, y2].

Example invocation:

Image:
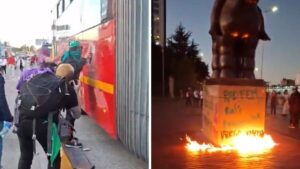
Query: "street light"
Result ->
[[199, 52, 204, 57], [263, 5, 278, 13], [254, 67, 259, 78], [260, 5, 278, 79], [271, 6, 278, 13], [50, 10, 56, 59]]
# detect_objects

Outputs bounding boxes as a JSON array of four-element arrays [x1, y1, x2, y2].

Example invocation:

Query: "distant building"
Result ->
[[281, 78, 295, 86], [152, 0, 166, 46], [35, 39, 49, 46]]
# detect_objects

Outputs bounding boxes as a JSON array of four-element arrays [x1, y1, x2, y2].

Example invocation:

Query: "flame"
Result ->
[[231, 133, 276, 154], [185, 134, 277, 155]]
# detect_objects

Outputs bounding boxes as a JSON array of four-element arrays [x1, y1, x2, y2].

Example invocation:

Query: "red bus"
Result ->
[[53, 0, 149, 161]]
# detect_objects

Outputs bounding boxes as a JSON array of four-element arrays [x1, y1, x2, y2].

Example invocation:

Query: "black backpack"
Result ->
[[19, 72, 66, 119]]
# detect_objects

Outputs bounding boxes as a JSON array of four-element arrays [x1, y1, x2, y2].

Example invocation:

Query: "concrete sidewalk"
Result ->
[[2, 70, 147, 169], [265, 107, 300, 140]]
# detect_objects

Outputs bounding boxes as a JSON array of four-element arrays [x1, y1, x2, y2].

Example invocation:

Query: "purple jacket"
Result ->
[[16, 67, 53, 91]]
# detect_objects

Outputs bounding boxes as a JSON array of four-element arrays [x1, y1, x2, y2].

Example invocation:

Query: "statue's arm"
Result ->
[[209, 0, 226, 36]]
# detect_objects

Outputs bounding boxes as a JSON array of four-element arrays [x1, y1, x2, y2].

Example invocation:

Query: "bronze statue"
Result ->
[[209, 0, 270, 79]]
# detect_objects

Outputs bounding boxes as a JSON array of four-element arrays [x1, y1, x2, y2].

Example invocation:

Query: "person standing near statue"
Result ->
[[185, 87, 193, 106], [193, 89, 200, 107], [281, 89, 290, 117], [288, 87, 300, 128], [270, 91, 277, 116]]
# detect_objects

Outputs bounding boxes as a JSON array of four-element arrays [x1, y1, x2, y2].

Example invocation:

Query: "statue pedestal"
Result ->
[[202, 79, 266, 146]]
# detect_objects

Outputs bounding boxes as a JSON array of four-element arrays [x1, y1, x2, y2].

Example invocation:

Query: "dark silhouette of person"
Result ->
[[288, 87, 300, 128], [270, 91, 277, 116], [0, 71, 13, 168], [185, 87, 193, 106], [17, 64, 81, 169], [19, 58, 24, 72]]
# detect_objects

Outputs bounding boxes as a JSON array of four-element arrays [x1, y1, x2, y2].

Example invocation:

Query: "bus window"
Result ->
[[101, 0, 113, 23], [82, 0, 101, 30], [101, 0, 108, 19]]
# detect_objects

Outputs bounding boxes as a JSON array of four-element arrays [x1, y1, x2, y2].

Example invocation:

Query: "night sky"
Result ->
[[167, 0, 300, 84]]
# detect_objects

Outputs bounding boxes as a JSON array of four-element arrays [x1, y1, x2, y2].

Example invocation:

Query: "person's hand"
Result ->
[[4, 121, 12, 129], [70, 80, 80, 93], [0, 121, 12, 137], [12, 125, 18, 134]]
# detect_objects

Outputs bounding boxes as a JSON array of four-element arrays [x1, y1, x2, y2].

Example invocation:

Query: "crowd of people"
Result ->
[[269, 87, 300, 129], [0, 40, 86, 169], [184, 87, 203, 107], [0, 55, 33, 75]]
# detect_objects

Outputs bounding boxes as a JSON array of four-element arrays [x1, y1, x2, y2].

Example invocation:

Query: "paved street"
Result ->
[[152, 97, 300, 169], [1, 69, 147, 169]]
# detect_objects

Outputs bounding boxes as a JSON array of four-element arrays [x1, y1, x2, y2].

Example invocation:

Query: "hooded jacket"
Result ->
[[0, 73, 13, 122], [289, 90, 300, 113]]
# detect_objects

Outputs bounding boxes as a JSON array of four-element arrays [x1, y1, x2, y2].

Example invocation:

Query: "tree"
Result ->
[[166, 23, 209, 95], [30, 45, 36, 52], [194, 57, 209, 82], [167, 23, 191, 59], [187, 40, 199, 58], [20, 45, 28, 52]]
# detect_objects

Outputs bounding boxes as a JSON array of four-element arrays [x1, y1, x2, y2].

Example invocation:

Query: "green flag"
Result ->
[[50, 123, 61, 167]]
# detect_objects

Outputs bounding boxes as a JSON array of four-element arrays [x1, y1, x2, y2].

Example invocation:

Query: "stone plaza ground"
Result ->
[[152, 97, 300, 169]]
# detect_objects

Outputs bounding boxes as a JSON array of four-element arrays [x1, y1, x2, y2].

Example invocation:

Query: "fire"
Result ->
[[185, 134, 277, 155], [231, 133, 276, 154]]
